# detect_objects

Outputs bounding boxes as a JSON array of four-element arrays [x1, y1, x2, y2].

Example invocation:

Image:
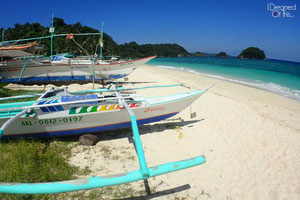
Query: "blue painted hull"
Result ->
[[0, 75, 127, 83]]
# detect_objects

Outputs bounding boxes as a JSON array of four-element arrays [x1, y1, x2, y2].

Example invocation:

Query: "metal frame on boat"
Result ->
[[0, 84, 213, 194]]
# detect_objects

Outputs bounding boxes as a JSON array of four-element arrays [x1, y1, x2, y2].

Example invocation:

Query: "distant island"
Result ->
[[237, 47, 266, 60], [192, 52, 206, 57], [192, 48, 266, 60], [215, 52, 228, 58], [191, 52, 216, 57], [0, 18, 190, 58]]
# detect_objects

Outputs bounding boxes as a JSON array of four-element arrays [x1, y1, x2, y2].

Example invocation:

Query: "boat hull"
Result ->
[[0, 56, 155, 83], [0, 90, 202, 138]]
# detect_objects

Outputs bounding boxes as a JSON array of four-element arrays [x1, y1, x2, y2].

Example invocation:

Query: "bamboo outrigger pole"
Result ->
[[100, 21, 104, 61], [92, 21, 104, 89], [0, 84, 184, 103], [1, 28, 4, 62], [50, 13, 54, 58], [0, 84, 207, 194], [91, 57, 96, 89]]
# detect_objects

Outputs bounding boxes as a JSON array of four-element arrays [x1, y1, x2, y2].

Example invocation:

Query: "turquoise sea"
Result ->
[[146, 57, 300, 101]]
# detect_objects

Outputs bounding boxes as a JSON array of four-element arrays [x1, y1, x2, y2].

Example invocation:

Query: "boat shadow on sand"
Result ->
[[0, 118, 204, 198], [25, 117, 204, 144], [1, 117, 204, 145], [101, 118, 204, 199], [82, 117, 204, 144]]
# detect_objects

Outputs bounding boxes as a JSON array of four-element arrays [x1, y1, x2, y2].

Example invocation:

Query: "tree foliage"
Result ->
[[1, 18, 190, 58], [117, 42, 190, 58]]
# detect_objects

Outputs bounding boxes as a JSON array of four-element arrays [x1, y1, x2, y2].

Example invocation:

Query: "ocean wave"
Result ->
[[154, 65, 300, 101], [153, 65, 202, 75], [248, 81, 300, 101]]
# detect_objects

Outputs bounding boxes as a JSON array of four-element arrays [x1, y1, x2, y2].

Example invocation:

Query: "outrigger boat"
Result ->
[[0, 15, 155, 83], [0, 54, 155, 83], [0, 83, 213, 194]]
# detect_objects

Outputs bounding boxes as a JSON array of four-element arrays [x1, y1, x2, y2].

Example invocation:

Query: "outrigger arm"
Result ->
[[112, 84, 150, 178], [0, 84, 206, 194]]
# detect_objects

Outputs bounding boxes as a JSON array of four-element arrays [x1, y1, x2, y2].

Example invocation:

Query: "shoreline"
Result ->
[[2, 65, 300, 199], [4, 64, 299, 103], [146, 64, 300, 102]]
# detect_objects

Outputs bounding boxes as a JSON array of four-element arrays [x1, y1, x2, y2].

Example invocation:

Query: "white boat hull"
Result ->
[[0, 56, 155, 83], [0, 89, 204, 138]]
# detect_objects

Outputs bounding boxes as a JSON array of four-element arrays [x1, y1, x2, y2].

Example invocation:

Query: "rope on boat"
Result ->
[[71, 38, 90, 57], [12, 31, 34, 45], [32, 29, 47, 56]]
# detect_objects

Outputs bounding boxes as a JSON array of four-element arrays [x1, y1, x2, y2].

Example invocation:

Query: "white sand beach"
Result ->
[[6, 65, 300, 199]]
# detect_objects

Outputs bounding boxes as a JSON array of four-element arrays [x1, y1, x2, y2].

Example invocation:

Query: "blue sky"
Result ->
[[1, 0, 299, 62]]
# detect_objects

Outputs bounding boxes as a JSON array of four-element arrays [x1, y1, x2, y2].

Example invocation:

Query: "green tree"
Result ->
[[1, 18, 190, 59]]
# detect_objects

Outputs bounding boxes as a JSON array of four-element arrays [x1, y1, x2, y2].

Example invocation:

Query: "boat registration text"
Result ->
[[21, 116, 83, 127]]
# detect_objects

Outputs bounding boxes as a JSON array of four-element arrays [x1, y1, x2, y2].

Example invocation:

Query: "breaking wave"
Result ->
[[153, 65, 300, 101]]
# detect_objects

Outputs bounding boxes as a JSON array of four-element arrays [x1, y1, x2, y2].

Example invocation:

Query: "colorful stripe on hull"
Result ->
[[1, 112, 179, 139]]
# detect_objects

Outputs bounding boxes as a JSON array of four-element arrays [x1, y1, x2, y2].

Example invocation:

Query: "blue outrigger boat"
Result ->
[[0, 15, 155, 84]]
